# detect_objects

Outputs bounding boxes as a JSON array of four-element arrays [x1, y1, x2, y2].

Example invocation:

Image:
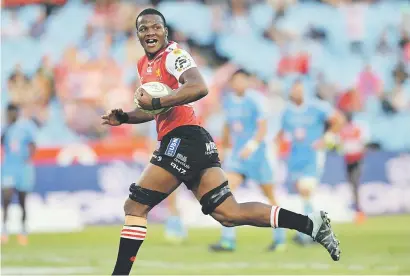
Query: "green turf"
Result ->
[[2, 215, 410, 275]]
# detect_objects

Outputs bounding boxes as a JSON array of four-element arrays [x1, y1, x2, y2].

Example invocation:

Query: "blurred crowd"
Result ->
[[1, 0, 410, 150]]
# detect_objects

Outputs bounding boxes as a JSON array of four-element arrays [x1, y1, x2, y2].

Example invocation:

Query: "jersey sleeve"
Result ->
[[165, 48, 197, 81]]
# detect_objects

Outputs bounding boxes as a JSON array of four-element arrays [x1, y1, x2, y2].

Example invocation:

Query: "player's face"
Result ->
[[230, 73, 248, 95], [290, 82, 304, 103], [137, 14, 168, 55]]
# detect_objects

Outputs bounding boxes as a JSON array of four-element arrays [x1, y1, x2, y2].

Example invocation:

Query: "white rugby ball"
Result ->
[[134, 82, 173, 115]]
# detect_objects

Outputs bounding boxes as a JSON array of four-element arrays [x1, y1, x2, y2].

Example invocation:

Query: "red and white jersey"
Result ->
[[339, 122, 366, 163], [137, 42, 200, 140]]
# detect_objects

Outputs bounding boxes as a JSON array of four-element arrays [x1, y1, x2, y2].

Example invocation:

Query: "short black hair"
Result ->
[[7, 103, 19, 112], [230, 69, 250, 80], [136, 8, 167, 29]]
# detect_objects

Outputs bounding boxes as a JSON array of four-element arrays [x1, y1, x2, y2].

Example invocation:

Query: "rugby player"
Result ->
[[101, 9, 341, 275], [1, 104, 37, 245], [277, 80, 344, 245], [209, 70, 285, 252]]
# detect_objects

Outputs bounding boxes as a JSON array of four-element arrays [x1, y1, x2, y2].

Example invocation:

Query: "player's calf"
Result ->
[[112, 184, 169, 275]]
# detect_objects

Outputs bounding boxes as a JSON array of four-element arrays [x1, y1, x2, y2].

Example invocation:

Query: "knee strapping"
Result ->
[[199, 181, 232, 215], [128, 183, 168, 207]]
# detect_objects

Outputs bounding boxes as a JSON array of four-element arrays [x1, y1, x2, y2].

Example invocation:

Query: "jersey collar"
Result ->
[[147, 41, 174, 61]]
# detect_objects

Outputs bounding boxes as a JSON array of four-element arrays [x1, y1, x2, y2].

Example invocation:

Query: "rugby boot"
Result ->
[[308, 211, 341, 261]]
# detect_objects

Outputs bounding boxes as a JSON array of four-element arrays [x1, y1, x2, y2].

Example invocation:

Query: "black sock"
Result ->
[[277, 208, 313, 236], [112, 225, 147, 275]]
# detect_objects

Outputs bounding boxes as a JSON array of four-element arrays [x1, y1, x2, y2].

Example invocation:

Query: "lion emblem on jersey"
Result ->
[[175, 55, 191, 72]]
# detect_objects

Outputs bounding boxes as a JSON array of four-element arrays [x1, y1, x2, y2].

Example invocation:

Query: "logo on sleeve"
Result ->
[[165, 138, 181, 157], [175, 55, 191, 72]]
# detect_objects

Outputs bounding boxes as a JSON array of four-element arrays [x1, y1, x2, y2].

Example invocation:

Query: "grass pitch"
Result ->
[[2, 215, 410, 275]]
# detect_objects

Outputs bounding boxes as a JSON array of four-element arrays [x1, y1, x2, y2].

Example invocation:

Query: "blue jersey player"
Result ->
[[1, 104, 37, 245], [209, 70, 285, 252], [277, 80, 343, 245]]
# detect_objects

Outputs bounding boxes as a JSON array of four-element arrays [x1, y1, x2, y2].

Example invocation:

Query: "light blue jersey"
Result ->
[[223, 90, 274, 184], [1, 119, 37, 192], [281, 99, 334, 183]]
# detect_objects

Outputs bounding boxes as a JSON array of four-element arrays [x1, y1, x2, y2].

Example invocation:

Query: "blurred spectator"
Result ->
[[399, 28, 410, 50], [7, 65, 32, 106], [124, 31, 145, 66], [315, 72, 337, 104], [339, 0, 368, 55], [382, 62, 410, 114], [29, 9, 47, 39], [1, 10, 27, 39], [376, 29, 393, 55], [226, 0, 252, 35], [337, 88, 362, 114], [277, 49, 310, 76], [356, 64, 383, 101]]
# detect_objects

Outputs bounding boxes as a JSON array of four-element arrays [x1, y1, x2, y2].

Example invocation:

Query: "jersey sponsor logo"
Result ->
[[176, 153, 187, 163], [165, 138, 181, 157], [174, 153, 190, 169], [173, 48, 182, 55], [205, 142, 218, 155], [175, 55, 191, 72]]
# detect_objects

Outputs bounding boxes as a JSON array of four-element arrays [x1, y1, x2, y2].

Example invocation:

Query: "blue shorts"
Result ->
[[225, 149, 274, 184], [288, 162, 319, 183], [288, 151, 323, 183], [1, 164, 35, 192]]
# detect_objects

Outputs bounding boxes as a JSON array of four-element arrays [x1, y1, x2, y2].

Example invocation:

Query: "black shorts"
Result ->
[[150, 125, 221, 190], [346, 160, 362, 174]]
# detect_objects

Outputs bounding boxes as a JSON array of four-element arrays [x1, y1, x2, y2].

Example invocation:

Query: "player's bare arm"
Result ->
[[157, 68, 208, 108], [101, 108, 154, 126], [327, 110, 345, 133], [135, 68, 207, 110], [28, 142, 36, 160]]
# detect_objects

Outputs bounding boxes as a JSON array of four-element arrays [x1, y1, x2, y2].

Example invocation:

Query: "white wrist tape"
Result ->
[[246, 140, 259, 152]]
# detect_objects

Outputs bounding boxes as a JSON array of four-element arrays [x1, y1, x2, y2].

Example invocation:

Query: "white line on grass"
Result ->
[[136, 260, 399, 272], [1, 266, 95, 275]]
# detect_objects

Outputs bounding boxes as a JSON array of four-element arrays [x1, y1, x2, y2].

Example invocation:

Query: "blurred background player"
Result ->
[[1, 104, 37, 245], [339, 112, 368, 224], [209, 69, 285, 252], [277, 80, 343, 245], [147, 120, 187, 243]]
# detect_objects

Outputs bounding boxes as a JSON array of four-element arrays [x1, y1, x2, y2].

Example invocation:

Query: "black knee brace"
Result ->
[[199, 181, 232, 215], [128, 183, 169, 207]]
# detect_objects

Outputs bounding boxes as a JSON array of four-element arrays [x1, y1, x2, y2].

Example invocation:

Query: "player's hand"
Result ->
[[101, 109, 125, 126], [135, 87, 153, 110], [312, 139, 326, 150]]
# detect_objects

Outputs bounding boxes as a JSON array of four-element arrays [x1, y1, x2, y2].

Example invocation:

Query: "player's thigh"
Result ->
[[125, 163, 181, 217], [1, 187, 14, 205]]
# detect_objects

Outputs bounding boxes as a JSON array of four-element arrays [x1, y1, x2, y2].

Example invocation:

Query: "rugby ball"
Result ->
[[134, 82, 173, 115]]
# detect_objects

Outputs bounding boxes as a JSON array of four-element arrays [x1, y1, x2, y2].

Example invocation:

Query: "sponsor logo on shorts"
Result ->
[[205, 142, 218, 155], [170, 162, 187, 175], [174, 153, 190, 169], [165, 138, 181, 157]]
